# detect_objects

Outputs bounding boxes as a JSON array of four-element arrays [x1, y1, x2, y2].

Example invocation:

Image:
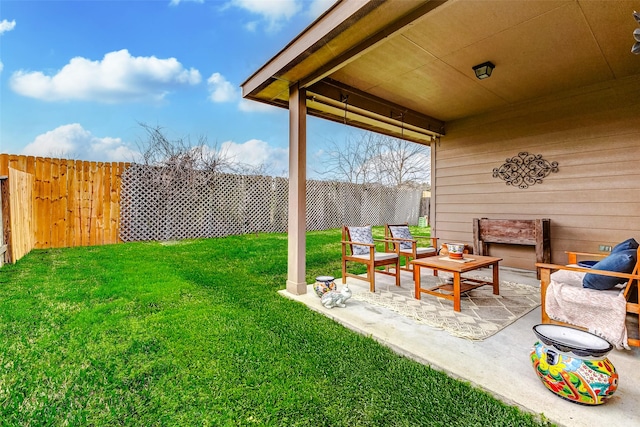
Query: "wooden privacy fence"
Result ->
[[0, 154, 129, 262]]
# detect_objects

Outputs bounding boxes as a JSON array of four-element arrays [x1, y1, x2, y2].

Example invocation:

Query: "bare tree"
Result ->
[[318, 131, 431, 186], [317, 132, 380, 184], [135, 122, 267, 175], [45, 148, 80, 161], [373, 135, 431, 187]]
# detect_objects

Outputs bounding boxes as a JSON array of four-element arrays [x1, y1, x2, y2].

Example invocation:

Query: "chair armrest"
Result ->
[[374, 238, 401, 253], [384, 237, 415, 242], [565, 251, 608, 264], [341, 240, 375, 247], [342, 240, 377, 259], [565, 251, 608, 257], [374, 238, 404, 244], [342, 240, 400, 257], [413, 236, 438, 247], [535, 262, 640, 281]]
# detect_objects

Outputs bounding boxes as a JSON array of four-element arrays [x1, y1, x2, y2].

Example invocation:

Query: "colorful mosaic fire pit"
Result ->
[[530, 324, 618, 405]]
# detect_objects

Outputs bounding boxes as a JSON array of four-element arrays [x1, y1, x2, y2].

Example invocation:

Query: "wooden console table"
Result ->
[[472, 218, 550, 278]]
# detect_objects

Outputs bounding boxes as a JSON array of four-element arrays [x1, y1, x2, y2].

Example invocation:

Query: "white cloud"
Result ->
[[244, 21, 258, 32], [207, 72, 237, 102], [0, 19, 16, 35], [221, 139, 288, 175], [22, 124, 139, 162], [238, 98, 278, 112], [231, 0, 301, 31], [0, 19, 14, 73], [10, 49, 201, 103], [306, 0, 337, 19], [169, 0, 204, 6], [229, 0, 334, 31], [207, 71, 277, 112]]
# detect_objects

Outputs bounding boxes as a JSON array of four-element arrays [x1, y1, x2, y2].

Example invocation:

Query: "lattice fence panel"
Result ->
[[120, 164, 424, 242]]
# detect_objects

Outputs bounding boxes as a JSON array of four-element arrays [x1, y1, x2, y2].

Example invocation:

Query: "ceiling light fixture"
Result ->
[[633, 11, 640, 55], [472, 61, 495, 79]]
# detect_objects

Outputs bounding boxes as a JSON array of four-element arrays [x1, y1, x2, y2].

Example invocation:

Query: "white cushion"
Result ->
[[351, 252, 398, 261], [414, 247, 436, 255]]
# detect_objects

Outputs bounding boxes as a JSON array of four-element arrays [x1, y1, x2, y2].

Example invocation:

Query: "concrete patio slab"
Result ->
[[279, 267, 640, 427]]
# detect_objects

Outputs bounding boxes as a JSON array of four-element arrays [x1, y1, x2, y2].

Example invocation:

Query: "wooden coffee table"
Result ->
[[411, 255, 502, 312]]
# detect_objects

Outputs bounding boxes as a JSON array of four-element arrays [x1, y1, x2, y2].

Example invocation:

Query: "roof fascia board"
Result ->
[[241, 0, 380, 97], [300, 0, 448, 89]]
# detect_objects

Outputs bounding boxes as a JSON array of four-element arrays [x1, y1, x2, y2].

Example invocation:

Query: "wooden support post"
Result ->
[[286, 83, 308, 295]]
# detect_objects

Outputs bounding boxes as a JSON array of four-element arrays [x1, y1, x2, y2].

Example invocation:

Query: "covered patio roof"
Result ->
[[242, 0, 640, 145], [241, 0, 640, 294]]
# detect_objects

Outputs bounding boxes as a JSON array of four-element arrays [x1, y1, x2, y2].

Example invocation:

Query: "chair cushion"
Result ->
[[351, 252, 398, 261], [388, 225, 413, 250], [612, 238, 639, 253], [414, 247, 436, 255], [583, 248, 637, 290], [348, 226, 374, 255]]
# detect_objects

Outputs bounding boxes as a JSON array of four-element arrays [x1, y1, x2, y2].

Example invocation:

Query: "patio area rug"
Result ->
[[350, 273, 540, 341]]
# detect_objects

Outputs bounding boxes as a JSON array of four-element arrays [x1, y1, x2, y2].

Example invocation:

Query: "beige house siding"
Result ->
[[433, 75, 640, 271]]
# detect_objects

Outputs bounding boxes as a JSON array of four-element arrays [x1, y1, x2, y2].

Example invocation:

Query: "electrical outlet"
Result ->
[[599, 245, 612, 252]]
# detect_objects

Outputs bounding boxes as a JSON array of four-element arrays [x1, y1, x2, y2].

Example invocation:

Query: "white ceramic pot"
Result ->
[[446, 243, 465, 259]]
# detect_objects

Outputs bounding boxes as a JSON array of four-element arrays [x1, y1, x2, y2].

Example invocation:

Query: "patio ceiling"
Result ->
[[241, 0, 640, 145]]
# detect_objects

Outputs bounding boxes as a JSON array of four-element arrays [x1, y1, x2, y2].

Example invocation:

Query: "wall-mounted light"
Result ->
[[472, 61, 495, 79]]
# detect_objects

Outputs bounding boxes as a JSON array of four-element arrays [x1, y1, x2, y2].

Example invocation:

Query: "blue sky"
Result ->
[[0, 0, 354, 177]]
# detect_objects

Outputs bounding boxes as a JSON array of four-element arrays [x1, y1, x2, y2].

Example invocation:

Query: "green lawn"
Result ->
[[0, 228, 552, 426]]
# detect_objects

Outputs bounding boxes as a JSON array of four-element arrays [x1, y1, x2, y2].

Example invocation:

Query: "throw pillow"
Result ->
[[583, 248, 637, 290], [389, 225, 413, 250], [348, 226, 374, 256], [611, 238, 639, 253]]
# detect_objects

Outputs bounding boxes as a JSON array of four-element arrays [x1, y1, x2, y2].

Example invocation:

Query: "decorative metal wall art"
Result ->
[[493, 152, 558, 189]]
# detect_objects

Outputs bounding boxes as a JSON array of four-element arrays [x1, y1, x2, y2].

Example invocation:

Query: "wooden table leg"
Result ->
[[414, 264, 421, 299], [492, 262, 500, 295], [453, 271, 461, 312]]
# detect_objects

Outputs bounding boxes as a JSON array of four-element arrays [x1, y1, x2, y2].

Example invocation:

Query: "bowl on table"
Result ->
[[446, 243, 466, 260]]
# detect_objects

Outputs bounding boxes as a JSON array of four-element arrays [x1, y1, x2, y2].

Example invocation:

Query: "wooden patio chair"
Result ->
[[537, 242, 640, 348], [384, 223, 438, 274], [342, 225, 400, 292]]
